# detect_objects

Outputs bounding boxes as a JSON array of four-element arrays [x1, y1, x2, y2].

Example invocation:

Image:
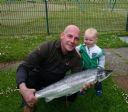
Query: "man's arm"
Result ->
[[16, 60, 38, 107], [16, 42, 49, 106], [16, 42, 49, 87]]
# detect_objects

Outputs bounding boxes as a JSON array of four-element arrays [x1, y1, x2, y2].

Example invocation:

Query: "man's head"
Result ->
[[84, 28, 98, 48], [60, 25, 80, 54]]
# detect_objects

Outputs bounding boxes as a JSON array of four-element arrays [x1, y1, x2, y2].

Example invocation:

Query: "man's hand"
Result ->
[[80, 83, 94, 92], [19, 83, 37, 107]]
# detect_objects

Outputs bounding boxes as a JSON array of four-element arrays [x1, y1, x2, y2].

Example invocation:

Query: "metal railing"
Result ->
[[0, 0, 128, 35]]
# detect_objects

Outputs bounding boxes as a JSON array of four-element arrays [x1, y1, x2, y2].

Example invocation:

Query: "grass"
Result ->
[[0, 34, 128, 62], [0, 32, 127, 112], [97, 34, 128, 48], [0, 69, 128, 112], [0, 69, 22, 112], [0, 35, 46, 62]]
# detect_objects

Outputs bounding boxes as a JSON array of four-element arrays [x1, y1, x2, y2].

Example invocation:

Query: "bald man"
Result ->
[[16, 25, 84, 112]]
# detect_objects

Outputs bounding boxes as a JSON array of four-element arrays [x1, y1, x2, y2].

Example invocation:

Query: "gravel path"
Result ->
[[105, 48, 128, 93], [105, 48, 128, 76], [0, 61, 21, 70]]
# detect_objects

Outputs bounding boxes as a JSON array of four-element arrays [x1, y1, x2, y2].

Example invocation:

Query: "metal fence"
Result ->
[[0, 0, 128, 36]]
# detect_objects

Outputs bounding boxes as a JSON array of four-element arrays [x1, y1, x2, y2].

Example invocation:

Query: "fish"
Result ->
[[35, 69, 112, 102]]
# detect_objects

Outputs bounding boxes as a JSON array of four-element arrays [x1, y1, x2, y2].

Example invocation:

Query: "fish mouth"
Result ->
[[105, 70, 113, 75], [97, 70, 113, 82]]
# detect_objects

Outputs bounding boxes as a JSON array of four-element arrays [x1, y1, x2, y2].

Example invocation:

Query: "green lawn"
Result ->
[[0, 35, 46, 62], [0, 33, 128, 112], [0, 34, 128, 62], [0, 69, 128, 112]]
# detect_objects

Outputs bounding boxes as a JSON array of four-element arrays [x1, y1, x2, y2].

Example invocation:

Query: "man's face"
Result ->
[[60, 30, 80, 54]]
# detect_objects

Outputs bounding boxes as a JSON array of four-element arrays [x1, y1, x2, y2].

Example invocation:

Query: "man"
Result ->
[[16, 25, 89, 112]]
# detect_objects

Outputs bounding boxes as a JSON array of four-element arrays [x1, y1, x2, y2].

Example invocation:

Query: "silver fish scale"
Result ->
[[35, 69, 112, 102]]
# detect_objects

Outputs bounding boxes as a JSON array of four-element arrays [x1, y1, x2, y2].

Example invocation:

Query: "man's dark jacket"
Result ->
[[16, 40, 83, 90]]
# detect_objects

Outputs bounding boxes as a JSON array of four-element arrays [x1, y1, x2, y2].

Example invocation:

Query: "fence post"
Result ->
[[126, 13, 128, 32], [44, 0, 50, 35]]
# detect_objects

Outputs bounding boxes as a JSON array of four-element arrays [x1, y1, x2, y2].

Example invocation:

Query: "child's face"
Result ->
[[84, 34, 97, 48]]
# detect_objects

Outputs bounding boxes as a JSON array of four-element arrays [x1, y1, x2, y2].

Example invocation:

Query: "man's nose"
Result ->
[[71, 38, 75, 43], [71, 38, 78, 45]]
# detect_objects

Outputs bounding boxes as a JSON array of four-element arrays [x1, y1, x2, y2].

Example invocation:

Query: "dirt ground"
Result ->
[[0, 61, 20, 70], [0, 48, 128, 92], [105, 48, 128, 76], [112, 75, 128, 93], [105, 48, 128, 93]]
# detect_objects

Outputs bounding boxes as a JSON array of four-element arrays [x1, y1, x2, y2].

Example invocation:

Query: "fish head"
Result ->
[[97, 70, 113, 82]]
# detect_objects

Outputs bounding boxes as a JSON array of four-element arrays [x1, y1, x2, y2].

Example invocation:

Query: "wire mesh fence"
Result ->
[[0, 0, 128, 36]]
